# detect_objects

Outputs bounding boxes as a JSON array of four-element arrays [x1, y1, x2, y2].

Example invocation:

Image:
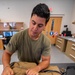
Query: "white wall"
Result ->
[[69, 0, 75, 34], [0, 0, 74, 33]]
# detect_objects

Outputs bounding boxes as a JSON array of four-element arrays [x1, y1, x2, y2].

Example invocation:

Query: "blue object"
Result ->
[[50, 31, 54, 36], [13, 31, 18, 35], [3, 31, 13, 37]]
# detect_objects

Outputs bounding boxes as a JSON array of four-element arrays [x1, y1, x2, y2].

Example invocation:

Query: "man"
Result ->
[[2, 3, 51, 75]]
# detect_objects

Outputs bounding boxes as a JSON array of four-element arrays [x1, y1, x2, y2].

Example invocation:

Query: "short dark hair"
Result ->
[[31, 3, 50, 24]]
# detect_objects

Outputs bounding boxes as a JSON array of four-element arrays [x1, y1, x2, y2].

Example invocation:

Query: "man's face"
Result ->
[[29, 14, 46, 37]]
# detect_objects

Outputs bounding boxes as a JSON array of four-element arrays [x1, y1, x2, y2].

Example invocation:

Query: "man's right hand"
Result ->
[[2, 66, 14, 75]]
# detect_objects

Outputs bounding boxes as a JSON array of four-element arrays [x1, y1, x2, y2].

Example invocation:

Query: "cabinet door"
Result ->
[[65, 41, 75, 61], [0, 39, 3, 50], [56, 37, 67, 52], [43, 17, 62, 44]]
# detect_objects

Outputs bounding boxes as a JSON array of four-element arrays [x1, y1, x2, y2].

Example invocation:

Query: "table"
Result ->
[[0, 63, 75, 75]]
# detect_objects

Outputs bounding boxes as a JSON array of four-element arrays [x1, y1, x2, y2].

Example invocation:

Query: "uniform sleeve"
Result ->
[[6, 34, 18, 53], [42, 37, 51, 56]]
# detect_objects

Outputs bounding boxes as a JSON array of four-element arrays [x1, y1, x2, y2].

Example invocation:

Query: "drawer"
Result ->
[[56, 40, 62, 49], [56, 40, 61, 47], [72, 43, 75, 47], [65, 41, 73, 54], [56, 38, 64, 47], [70, 47, 75, 55], [66, 41, 75, 53], [68, 53, 75, 62], [57, 38, 64, 43], [66, 51, 75, 61], [56, 37, 67, 52], [65, 41, 75, 61], [57, 37, 63, 41], [56, 44, 61, 49], [68, 46, 75, 58]]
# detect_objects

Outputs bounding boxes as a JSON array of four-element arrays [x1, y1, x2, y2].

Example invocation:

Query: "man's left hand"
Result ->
[[26, 68, 39, 75]]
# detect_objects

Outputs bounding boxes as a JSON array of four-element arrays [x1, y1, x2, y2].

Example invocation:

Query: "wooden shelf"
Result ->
[[0, 29, 22, 31], [0, 22, 24, 30], [0, 22, 24, 34], [72, 21, 75, 24]]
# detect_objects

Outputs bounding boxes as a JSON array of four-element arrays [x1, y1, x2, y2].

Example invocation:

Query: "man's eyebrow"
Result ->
[[32, 20, 36, 23], [38, 23, 44, 26], [38, 22, 44, 25], [32, 20, 43, 25]]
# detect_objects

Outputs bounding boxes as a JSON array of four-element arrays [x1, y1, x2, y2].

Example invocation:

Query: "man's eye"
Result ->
[[32, 22, 36, 25], [38, 25, 43, 27]]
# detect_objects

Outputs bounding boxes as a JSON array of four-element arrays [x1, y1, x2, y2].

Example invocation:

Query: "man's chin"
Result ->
[[31, 33, 38, 37], [32, 34, 37, 37]]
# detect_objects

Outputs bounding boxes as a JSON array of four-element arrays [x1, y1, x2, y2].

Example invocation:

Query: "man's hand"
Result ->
[[2, 66, 14, 75], [26, 55, 50, 75], [26, 67, 39, 75]]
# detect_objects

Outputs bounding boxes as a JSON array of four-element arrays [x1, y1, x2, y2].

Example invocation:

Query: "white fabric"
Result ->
[[0, 65, 3, 75]]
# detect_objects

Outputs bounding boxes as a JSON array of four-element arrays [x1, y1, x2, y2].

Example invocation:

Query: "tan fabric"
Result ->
[[11, 62, 37, 75], [10, 62, 60, 75]]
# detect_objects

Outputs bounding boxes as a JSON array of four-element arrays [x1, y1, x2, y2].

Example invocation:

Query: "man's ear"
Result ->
[[43, 28, 45, 31]]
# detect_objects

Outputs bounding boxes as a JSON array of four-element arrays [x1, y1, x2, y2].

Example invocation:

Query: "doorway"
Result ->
[[43, 17, 62, 45]]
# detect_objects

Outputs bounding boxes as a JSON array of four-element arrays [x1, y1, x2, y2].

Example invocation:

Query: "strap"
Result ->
[[40, 66, 75, 75], [41, 69, 63, 75], [10, 62, 16, 68]]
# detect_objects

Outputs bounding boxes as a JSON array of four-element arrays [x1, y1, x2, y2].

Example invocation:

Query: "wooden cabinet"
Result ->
[[0, 39, 4, 50], [65, 41, 75, 61], [56, 36, 67, 52]]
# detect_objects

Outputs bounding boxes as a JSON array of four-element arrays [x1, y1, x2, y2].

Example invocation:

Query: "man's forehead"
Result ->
[[32, 19, 45, 25]]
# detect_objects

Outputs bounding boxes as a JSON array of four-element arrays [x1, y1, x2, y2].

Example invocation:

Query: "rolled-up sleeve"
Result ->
[[42, 38, 51, 56], [6, 34, 18, 53]]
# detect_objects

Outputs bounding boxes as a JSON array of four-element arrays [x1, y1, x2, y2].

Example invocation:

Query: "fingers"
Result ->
[[26, 69, 30, 74], [2, 67, 14, 75], [26, 69, 38, 75]]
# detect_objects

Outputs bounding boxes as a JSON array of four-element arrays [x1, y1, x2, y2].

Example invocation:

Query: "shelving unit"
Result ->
[[0, 22, 24, 34], [0, 22, 24, 50]]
